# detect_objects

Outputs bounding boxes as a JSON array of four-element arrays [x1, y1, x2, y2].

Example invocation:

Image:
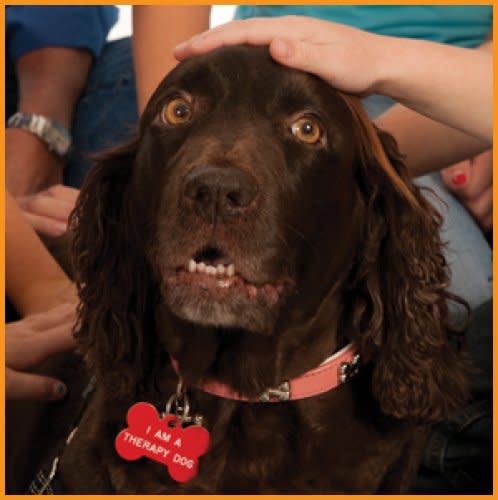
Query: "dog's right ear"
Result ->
[[70, 139, 157, 397]]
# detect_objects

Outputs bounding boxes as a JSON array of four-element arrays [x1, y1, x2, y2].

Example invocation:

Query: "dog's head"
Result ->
[[138, 46, 367, 334], [72, 46, 468, 421]]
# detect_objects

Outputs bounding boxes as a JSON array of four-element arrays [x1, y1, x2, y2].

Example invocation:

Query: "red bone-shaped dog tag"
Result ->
[[115, 402, 210, 483]]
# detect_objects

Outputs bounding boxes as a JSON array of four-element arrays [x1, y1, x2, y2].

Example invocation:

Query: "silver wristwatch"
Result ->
[[7, 112, 72, 159]]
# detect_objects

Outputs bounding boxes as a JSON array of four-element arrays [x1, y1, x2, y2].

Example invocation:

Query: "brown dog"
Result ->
[[10, 46, 470, 493]]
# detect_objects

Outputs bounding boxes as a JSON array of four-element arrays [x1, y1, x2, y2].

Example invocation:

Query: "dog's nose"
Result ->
[[183, 165, 258, 221]]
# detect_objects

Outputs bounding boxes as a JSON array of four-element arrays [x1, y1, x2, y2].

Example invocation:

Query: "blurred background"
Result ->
[[108, 5, 237, 41]]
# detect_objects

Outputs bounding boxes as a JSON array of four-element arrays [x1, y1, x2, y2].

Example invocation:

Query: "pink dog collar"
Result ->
[[171, 343, 361, 402]]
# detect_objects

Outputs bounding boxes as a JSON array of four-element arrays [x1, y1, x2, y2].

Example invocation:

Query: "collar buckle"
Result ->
[[259, 381, 291, 402], [339, 354, 361, 383]]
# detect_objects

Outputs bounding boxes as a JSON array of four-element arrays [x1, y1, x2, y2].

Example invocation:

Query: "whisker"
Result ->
[[283, 223, 317, 255]]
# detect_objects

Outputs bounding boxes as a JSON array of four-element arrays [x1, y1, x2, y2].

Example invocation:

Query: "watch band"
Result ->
[[7, 112, 72, 159]]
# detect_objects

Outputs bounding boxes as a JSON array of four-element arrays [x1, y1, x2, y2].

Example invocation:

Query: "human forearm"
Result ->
[[8, 48, 92, 195], [375, 105, 489, 177], [373, 37, 492, 143], [16, 277, 75, 317], [6, 129, 63, 196], [16, 47, 92, 127], [132, 6, 211, 113], [6, 191, 75, 316]]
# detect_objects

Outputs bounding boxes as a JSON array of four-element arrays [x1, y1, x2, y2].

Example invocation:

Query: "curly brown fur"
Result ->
[[338, 97, 471, 421], [59, 46, 471, 493]]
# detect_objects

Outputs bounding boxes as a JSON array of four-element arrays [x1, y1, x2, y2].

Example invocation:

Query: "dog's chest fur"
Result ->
[[57, 372, 425, 493]]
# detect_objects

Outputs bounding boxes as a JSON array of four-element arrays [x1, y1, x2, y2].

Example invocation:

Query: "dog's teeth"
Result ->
[[217, 279, 231, 289], [188, 260, 235, 277]]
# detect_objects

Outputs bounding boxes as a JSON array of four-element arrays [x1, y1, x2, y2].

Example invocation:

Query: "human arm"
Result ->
[[375, 38, 492, 226], [6, 6, 118, 195], [6, 191, 76, 316], [438, 37, 492, 232], [174, 16, 492, 144], [6, 303, 76, 401], [374, 105, 489, 177], [132, 6, 211, 113], [6, 48, 92, 195], [6, 189, 77, 400]]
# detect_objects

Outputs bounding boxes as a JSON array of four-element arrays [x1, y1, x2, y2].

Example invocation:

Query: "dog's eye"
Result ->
[[161, 98, 192, 125], [290, 117, 323, 144]]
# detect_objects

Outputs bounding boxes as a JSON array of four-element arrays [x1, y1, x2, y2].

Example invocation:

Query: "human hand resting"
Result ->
[[6, 303, 77, 401], [440, 149, 492, 233]]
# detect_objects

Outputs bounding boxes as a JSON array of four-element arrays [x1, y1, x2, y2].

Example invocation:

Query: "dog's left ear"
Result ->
[[341, 96, 471, 422]]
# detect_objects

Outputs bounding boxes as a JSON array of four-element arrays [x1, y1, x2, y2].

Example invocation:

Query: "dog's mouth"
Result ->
[[162, 244, 286, 331], [173, 246, 282, 305]]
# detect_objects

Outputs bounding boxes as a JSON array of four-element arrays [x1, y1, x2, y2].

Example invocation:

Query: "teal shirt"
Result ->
[[235, 6, 492, 48]]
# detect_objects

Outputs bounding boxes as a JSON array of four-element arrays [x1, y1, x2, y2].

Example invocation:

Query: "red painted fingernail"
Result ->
[[451, 173, 467, 186]]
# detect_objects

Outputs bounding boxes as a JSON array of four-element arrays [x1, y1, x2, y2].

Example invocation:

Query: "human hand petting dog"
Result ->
[[440, 149, 493, 233], [175, 16, 492, 143], [176, 16, 379, 94], [16, 184, 79, 237], [6, 303, 76, 401]]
